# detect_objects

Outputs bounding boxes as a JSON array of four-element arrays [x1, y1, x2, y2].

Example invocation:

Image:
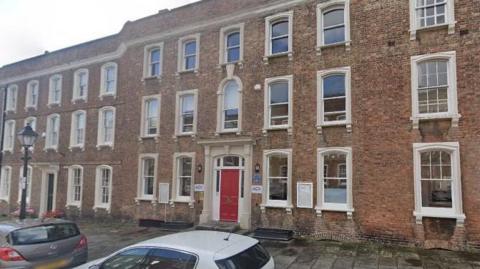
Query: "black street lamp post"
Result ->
[[17, 124, 38, 220]]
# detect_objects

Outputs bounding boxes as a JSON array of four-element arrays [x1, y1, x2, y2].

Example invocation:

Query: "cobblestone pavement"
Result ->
[[78, 221, 480, 269]]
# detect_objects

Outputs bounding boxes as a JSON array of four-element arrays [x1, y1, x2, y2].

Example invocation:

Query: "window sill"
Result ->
[[138, 135, 160, 142], [260, 203, 293, 214], [93, 205, 111, 212], [43, 147, 58, 152], [317, 122, 352, 134], [24, 106, 37, 111], [176, 69, 199, 76], [135, 197, 157, 205], [414, 211, 465, 225], [216, 129, 241, 136], [218, 61, 244, 69], [0, 198, 9, 203], [69, 145, 85, 151], [170, 197, 194, 208], [99, 93, 116, 100], [72, 98, 87, 104], [315, 206, 354, 218], [142, 75, 162, 82], [410, 22, 456, 40], [411, 113, 461, 129], [263, 52, 293, 64], [5, 109, 16, 114], [66, 203, 81, 208], [96, 144, 114, 150], [47, 103, 61, 108], [174, 133, 196, 139], [316, 41, 351, 55], [263, 126, 292, 135], [2, 150, 13, 154]]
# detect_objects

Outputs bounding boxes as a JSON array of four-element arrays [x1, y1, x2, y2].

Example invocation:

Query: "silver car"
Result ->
[[0, 219, 88, 269]]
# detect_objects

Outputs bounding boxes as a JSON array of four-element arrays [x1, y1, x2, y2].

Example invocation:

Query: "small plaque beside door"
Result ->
[[297, 182, 313, 209]]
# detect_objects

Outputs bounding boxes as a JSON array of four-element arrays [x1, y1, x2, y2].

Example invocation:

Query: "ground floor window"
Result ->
[[95, 165, 112, 211], [172, 153, 195, 203], [0, 166, 11, 201], [317, 148, 353, 214], [413, 142, 464, 222], [262, 149, 292, 209], [18, 166, 32, 205], [67, 166, 83, 207], [138, 154, 158, 201]]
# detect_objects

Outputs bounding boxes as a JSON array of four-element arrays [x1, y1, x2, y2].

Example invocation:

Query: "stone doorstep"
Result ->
[[195, 221, 241, 233]]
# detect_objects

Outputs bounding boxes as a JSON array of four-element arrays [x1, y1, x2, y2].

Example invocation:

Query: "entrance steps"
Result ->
[[195, 221, 241, 233]]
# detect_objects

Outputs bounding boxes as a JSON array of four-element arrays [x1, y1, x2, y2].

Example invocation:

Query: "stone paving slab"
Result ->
[[77, 221, 480, 269]]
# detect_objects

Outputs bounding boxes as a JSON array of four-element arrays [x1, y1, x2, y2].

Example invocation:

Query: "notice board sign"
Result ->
[[158, 183, 170, 204], [296, 182, 313, 208]]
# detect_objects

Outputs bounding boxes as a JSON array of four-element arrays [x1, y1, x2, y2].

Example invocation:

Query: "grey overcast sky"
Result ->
[[0, 0, 200, 67]]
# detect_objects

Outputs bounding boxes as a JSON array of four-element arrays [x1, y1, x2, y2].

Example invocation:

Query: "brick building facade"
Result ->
[[0, 0, 479, 250]]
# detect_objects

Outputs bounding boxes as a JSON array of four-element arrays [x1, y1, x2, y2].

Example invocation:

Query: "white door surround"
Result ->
[[36, 164, 59, 216], [198, 138, 253, 229]]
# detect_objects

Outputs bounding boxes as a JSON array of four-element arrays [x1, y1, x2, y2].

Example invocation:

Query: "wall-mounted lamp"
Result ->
[[255, 163, 261, 173], [197, 164, 203, 173]]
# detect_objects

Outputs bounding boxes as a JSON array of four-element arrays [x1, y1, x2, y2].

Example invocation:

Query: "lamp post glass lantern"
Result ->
[[17, 124, 38, 220]]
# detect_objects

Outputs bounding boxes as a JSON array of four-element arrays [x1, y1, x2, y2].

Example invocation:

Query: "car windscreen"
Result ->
[[9, 223, 80, 245], [215, 243, 270, 269]]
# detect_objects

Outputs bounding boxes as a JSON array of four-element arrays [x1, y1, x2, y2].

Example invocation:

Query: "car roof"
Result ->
[[0, 219, 75, 236], [129, 231, 258, 260]]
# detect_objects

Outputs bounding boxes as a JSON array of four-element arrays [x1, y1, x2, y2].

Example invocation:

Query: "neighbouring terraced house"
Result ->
[[0, 0, 479, 250]]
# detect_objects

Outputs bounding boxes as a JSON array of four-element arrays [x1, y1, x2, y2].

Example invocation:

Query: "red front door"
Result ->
[[220, 169, 239, 222]]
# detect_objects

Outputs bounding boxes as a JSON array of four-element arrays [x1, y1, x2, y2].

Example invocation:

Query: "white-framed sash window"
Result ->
[[137, 154, 158, 201], [143, 43, 164, 78], [73, 69, 89, 102], [3, 120, 15, 153], [410, 51, 460, 128], [177, 34, 200, 73], [261, 149, 292, 212], [263, 75, 293, 132], [317, 147, 353, 216], [219, 23, 244, 65], [409, 0, 455, 40], [0, 166, 12, 202], [413, 142, 464, 224], [100, 62, 117, 97], [171, 152, 195, 205], [97, 107, 115, 148], [70, 110, 86, 149], [264, 11, 293, 62], [140, 95, 161, 137], [67, 166, 83, 207], [48, 75, 62, 106], [45, 114, 60, 150], [317, 0, 351, 52], [217, 78, 242, 134], [317, 66, 352, 132], [94, 165, 113, 211], [5, 85, 18, 112], [25, 80, 39, 110], [175, 90, 198, 136]]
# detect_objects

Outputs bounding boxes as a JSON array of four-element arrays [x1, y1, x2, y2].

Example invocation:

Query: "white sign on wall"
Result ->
[[251, 185, 263, 194], [158, 183, 170, 204], [194, 184, 205, 192], [297, 182, 313, 208]]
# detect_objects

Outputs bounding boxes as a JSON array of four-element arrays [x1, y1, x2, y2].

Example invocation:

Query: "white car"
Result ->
[[75, 230, 274, 269]]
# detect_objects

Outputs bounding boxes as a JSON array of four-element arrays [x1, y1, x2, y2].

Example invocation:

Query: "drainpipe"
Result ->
[[0, 85, 7, 172]]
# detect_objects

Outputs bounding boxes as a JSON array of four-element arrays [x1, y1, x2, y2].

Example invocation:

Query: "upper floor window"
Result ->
[[177, 34, 200, 73], [317, 0, 351, 50], [2, 120, 15, 153], [410, 51, 459, 128], [140, 95, 161, 137], [219, 24, 244, 65], [175, 90, 198, 136], [263, 75, 293, 132], [317, 147, 353, 215], [409, 0, 455, 40], [0, 166, 12, 202], [100, 62, 117, 97], [413, 142, 464, 223], [317, 66, 352, 132], [46, 114, 60, 150], [67, 166, 83, 207], [94, 165, 112, 211], [97, 107, 115, 147], [172, 153, 195, 204], [26, 80, 39, 110], [264, 11, 293, 61], [73, 69, 89, 102], [70, 110, 86, 149], [262, 149, 292, 212], [5, 85, 17, 112], [48, 75, 62, 105], [219, 80, 241, 133], [143, 43, 163, 78]]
